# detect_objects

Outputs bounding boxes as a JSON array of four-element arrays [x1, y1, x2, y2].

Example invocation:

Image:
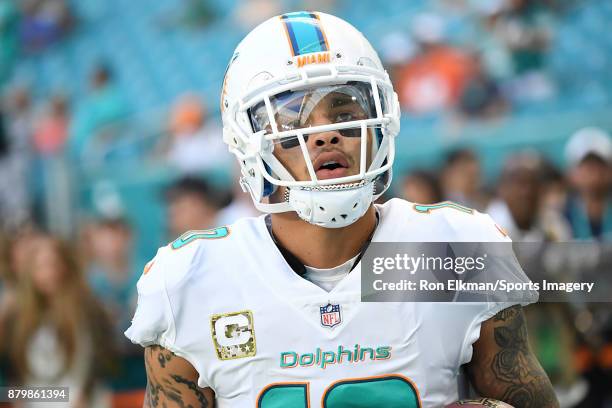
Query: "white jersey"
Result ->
[[126, 198, 532, 407]]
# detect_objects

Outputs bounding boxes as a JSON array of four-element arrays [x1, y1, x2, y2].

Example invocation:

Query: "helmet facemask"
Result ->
[[250, 81, 384, 183], [226, 78, 396, 228]]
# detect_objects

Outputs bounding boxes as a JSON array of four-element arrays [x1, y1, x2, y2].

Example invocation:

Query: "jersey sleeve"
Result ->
[[124, 245, 176, 348], [444, 208, 511, 243], [446, 209, 539, 367], [124, 242, 210, 386]]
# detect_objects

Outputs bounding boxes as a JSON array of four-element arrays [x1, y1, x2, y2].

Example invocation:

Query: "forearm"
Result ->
[[468, 305, 559, 408], [144, 345, 214, 408]]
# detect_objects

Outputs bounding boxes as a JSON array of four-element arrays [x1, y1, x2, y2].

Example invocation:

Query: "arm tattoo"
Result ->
[[490, 305, 558, 408], [171, 375, 209, 408], [157, 348, 174, 368], [144, 345, 210, 408]]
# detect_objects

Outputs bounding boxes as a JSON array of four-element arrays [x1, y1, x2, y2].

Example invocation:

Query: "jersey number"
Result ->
[[257, 375, 420, 407]]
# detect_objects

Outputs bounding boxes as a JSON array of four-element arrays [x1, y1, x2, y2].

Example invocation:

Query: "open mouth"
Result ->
[[314, 152, 350, 180]]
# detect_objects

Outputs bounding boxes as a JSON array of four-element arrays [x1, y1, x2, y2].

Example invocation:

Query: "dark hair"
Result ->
[[96, 216, 131, 231], [443, 148, 477, 168], [5, 235, 116, 384], [164, 176, 231, 208], [403, 170, 443, 203], [165, 176, 213, 199], [580, 152, 609, 166]]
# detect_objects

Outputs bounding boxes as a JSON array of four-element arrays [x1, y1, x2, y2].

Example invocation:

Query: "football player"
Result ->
[[126, 12, 558, 407]]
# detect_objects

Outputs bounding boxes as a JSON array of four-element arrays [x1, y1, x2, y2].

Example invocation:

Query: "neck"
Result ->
[[270, 206, 377, 269], [580, 191, 608, 221]]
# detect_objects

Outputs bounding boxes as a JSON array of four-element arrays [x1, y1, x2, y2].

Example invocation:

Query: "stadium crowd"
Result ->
[[0, 0, 611, 407]]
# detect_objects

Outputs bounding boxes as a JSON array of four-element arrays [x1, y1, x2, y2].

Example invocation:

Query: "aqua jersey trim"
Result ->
[[171, 227, 230, 250]]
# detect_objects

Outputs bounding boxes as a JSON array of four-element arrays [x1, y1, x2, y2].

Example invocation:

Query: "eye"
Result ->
[[335, 112, 354, 123]]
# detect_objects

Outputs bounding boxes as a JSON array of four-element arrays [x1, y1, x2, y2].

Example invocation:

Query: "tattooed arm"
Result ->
[[466, 305, 559, 408], [144, 345, 215, 408]]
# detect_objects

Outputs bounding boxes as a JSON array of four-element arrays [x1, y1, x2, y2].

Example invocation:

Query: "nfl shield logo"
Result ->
[[320, 303, 341, 328]]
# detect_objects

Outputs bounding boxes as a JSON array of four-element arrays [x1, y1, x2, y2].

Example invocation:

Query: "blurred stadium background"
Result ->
[[0, 0, 611, 406]]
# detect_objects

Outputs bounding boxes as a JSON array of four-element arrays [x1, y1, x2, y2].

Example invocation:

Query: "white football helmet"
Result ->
[[221, 11, 400, 228]]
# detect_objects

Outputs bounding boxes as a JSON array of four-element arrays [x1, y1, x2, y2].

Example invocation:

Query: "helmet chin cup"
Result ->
[[287, 181, 375, 228]]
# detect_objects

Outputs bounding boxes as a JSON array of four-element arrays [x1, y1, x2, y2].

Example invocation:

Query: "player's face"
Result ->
[[249, 82, 379, 183], [272, 93, 373, 182]]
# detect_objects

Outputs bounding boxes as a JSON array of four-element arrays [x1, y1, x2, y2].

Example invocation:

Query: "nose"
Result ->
[[311, 131, 340, 147], [305, 110, 341, 148]]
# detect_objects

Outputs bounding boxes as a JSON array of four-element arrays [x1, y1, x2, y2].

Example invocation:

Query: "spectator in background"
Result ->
[[86, 218, 138, 325], [33, 94, 69, 157], [401, 169, 442, 204], [180, 0, 216, 28], [486, 151, 570, 242], [457, 54, 509, 120], [0, 0, 19, 87], [486, 153, 586, 405], [29, 94, 70, 228], [0, 235, 114, 407], [378, 31, 417, 86], [440, 148, 487, 210], [0, 226, 38, 313], [19, 0, 74, 52], [161, 0, 218, 29], [166, 93, 232, 174], [0, 226, 41, 387], [164, 176, 228, 238], [564, 127, 612, 241], [484, 0, 556, 102], [396, 13, 477, 115], [85, 217, 146, 406], [0, 87, 34, 230], [540, 158, 568, 216], [68, 64, 129, 160]]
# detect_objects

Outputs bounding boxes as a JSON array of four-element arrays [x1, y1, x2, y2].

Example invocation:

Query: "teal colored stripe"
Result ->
[[171, 227, 229, 249], [282, 12, 327, 56], [413, 202, 473, 214]]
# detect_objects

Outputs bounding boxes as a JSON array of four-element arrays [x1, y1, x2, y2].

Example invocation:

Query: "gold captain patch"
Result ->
[[211, 310, 256, 360]]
